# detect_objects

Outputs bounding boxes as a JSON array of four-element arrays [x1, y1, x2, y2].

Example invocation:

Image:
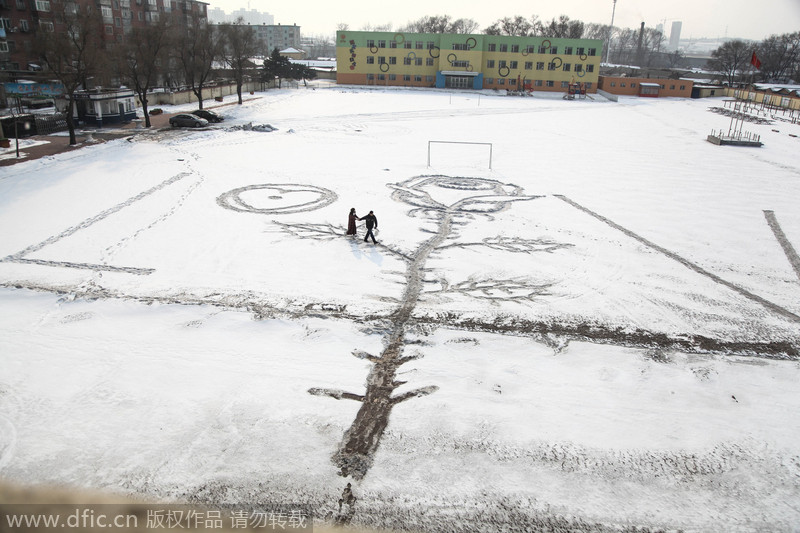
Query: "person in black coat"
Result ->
[[359, 211, 378, 244]]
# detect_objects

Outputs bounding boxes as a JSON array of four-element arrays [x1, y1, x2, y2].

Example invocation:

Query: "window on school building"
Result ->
[[378, 40, 386, 48], [486, 78, 494, 84], [367, 56, 374, 64], [525, 62, 532, 70], [390, 41, 397, 48], [427, 42, 434, 49], [425, 75, 433, 82], [680, 85, 686, 90], [561, 81, 569, 88], [415, 41, 423, 49], [563, 64, 571, 71], [511, 45, 519, 52], [403, 75, 410, 81], [499, 60, 507, 68], [500, 44, 508, 52], [565, 47, 573, 55], [378, 74, 385, 80], [534, 80, 543, 87], [389, 74, 396, 80], [546, 80, 554, 87], [498, 78, 505, 85], [487, 60, 495, 68], [367, 40, 374, 48], [536, 62, 544, 70], [510, 61, 518, 69], [426, 58, 433, 66], [588, 48, 596, 56], [415, 58, 422, 66], [416, 75, 423, 82], [404, 42, 412, 49], [404, 57, 411, 65], [389, 57, 396, 64], [551, 46, 558, 54], [488, 43, 496, 51]]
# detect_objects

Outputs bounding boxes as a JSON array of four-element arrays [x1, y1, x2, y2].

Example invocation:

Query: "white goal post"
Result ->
[[427, 140, 493, 170]]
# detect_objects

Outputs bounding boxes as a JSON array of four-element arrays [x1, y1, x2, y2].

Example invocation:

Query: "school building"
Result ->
[[336, 31, 603, 93]]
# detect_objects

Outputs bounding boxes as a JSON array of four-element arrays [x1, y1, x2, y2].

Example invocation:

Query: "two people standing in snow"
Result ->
[[346, 208, 378, 244]]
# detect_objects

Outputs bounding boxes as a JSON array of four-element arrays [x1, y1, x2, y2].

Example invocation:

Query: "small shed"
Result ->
[[638, 82, 660, 97], [62, 88, 138, 127]]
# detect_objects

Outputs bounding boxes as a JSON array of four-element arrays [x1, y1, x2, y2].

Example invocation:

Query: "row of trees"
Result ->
[[32, 4, 314, 144], [710, 33, 800, 85]]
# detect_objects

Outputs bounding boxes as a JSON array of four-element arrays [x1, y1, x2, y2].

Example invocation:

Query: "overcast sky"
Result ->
[[208, 0, 800, 41]]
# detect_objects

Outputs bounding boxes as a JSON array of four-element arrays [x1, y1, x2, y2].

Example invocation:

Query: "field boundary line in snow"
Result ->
[[0, 171, 192, 276], [763, 210, 800, 283], [555, 195, 800, 325]]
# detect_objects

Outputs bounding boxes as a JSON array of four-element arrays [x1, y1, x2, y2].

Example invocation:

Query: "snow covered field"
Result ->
[[1, 86, 800, 532]]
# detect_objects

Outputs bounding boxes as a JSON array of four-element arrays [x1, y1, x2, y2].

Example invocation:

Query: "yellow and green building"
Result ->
[[336, 31, 604, 92]]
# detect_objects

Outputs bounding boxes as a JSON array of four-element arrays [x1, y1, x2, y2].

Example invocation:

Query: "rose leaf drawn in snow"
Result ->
[[440, 236, 575, 254], [433, 277, 554, 304]]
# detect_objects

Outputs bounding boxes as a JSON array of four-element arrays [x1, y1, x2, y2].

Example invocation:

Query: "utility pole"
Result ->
[[605, 0, 618, 64]]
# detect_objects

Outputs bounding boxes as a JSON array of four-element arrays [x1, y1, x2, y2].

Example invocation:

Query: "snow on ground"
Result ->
[[1, 86, 800, 532]]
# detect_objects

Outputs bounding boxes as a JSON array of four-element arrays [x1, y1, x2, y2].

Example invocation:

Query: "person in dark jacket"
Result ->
[[359, 211, 378, 244], [346, 208, 358, 237]]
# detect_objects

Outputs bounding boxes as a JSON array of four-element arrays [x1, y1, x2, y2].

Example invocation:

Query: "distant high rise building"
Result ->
[[230, 8, 274, 26], [669, 21, 682, 50], [207, 6, 273, 25]]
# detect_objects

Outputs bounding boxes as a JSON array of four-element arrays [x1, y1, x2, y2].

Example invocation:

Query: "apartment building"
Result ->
[[0, 0, 208, 76]]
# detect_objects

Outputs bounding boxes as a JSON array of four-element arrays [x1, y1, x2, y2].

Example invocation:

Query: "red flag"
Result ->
[[751, 51, 762, 70]]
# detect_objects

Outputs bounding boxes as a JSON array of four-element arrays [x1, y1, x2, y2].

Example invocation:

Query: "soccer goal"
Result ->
[[427, 141, 493, 170]]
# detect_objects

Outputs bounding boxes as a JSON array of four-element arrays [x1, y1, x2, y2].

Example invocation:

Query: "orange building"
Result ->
[[598, 76, 694, 98]]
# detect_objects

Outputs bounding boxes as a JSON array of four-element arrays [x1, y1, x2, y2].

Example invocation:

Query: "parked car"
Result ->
[[169, 114, 209, 128], [191, 109, 224, 123]]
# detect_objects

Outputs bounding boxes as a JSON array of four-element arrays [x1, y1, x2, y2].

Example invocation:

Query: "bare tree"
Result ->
[[666, 48, 685, 69], [709, 39, 754, 85], [33, 0, 103, 145], [114, 16, 172, 127], [756, 32, 800, 83], [174, 12, 220, 109], [484, 15, 542, 36], [400, 15, 478, 34], [219, 18, 259, 104], [360, 22, 392, 32], [542, 15, 585, 39]]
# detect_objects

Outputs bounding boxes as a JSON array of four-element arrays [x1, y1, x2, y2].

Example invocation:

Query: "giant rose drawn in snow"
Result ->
[[302, 176, 571, 485]]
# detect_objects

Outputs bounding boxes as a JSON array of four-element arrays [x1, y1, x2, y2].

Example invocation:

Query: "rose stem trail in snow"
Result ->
[[321, 201, 450, 481], [310, 176, 535, 487]]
